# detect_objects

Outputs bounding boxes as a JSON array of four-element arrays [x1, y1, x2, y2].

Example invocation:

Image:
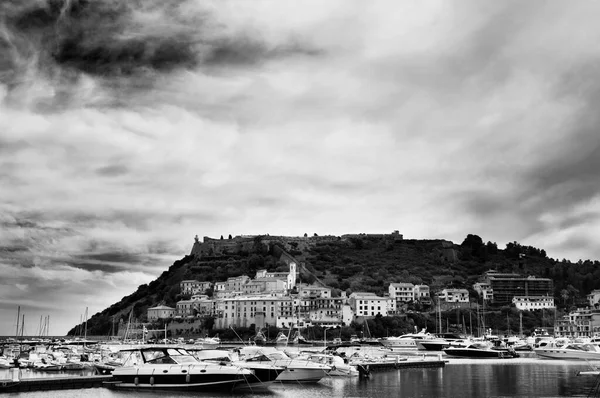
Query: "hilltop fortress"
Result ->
[[190, 230, 404, 258]]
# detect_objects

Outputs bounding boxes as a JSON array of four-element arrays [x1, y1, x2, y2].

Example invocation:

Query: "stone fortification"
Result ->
[[190, 231, 404, 258]]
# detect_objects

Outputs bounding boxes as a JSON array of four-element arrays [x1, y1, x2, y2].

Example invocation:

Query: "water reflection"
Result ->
[[2, 360, 599, 398]]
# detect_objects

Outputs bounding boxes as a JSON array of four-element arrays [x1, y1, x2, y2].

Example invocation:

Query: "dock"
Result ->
[[0, 375, 113, 393], [351, 356, 445, 377]]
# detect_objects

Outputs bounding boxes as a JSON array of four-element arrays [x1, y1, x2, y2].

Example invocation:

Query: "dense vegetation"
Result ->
[[68, 234, 600, 337]]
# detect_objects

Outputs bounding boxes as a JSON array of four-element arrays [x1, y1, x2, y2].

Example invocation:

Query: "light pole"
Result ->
[[324, 327, 333, 347]]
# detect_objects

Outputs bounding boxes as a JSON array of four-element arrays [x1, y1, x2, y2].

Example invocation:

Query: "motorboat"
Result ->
[[443, 342, 519, 358], [298, 353, 358, 377], [190, 349, 285, 387], [275, 332, 289, 346], [238, 346, 331, 383], [380, 329, 435, 350], [416, 333, 473, 351], [108, 347, 253, 391], [0, 356, 13, 369], [534, 339, 600, 360], [253, 331, 267, 346], [194, 335, 221, 349]]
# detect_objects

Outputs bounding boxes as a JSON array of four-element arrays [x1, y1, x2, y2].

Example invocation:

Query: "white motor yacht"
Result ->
[[108, 347, 253, 391], [534, 338, 600, 360], [238, 346, 331, 383]]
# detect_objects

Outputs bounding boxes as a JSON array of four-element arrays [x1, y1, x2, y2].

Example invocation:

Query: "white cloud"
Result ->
[[2, 0, 600, 334]]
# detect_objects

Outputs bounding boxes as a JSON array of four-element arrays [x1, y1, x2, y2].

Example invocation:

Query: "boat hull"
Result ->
[[443, 348, 509, 358], [276, 367, 328, 383], [416, 341, 450, 351], [534, 349, 600, 360]]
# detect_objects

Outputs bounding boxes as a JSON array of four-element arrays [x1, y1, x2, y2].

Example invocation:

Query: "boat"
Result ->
[[274, 332, 289, 346], [0, 356, 13, 369], [298, 353, 358, 377], [193, 335, 221, 349], [253, 330, 267, 346], [290, 330, 311, 345], [190, 349, 285, 388], [443, 342, 519, 358], [238, 346, 331, 383], [534, 338, 600, 360], [108, 346, 253, 391], [380, 329, 435, 349]]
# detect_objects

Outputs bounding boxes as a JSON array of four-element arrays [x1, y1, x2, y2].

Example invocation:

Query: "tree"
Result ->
[[560, 289, 569, 307], [228, 234, 232, 239], [220, 235, 223, 240], [304, 233, 308, 237]]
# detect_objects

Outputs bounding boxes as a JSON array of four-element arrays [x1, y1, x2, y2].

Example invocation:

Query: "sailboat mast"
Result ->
[[519, 311, 523, 337], [84, 307, 88, 343], [15, 306, 21, 340]]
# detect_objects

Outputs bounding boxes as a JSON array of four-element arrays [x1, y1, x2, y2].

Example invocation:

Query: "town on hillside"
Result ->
[[140, 233, 600, 341]]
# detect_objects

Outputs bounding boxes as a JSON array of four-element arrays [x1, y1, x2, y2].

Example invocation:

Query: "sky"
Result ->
[[2, 0, 600, 336]]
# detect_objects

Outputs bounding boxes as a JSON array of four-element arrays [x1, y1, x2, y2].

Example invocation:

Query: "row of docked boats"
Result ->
[[378, 329, 600, 360], [103, 345, 360, 391]]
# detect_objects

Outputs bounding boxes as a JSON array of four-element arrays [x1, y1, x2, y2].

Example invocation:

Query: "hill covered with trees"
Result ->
[[68, 233, 600, 337]]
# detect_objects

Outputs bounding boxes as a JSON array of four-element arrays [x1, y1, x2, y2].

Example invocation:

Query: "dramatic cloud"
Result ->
[[2, 0, 600, 335]]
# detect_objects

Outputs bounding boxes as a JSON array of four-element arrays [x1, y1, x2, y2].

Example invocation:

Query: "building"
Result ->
[[147, 305, 175, 321], [213, 294, 291, 330], [389, 283, 414, 302], [176, 299, 196, 317], [349, 292, 393, 317], [473, 282, 493, 301], [225, 275, 251, 292], [554, 308, 600, 338], [483, 271, 553, 304], [297, 284, 332, 299], [414, 284, 431, 303], [512, 295, 555, 311], [255, 262, 297, 290], [180, 280, 213, 295], [439, 289, 469, 303], [588, 290, 600, 307]]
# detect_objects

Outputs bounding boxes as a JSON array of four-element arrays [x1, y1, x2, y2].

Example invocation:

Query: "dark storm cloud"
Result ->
[[0, 245, 29, 253], [0, 0, 322, 104]]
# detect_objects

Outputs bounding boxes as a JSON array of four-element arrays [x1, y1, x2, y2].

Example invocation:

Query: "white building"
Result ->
[[389, 283, 414, 302], [297, 284, 332, 298], [349, 292, 393, 317], [439, 288, 469, 303], [147, 305, 175, 321], [512, 295, 555, 311], [255, 262, 297, 289], [588, 290, 600, 307]]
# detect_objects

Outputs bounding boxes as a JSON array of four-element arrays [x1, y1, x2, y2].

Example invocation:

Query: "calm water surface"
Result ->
[[2, 358, 600, 398]]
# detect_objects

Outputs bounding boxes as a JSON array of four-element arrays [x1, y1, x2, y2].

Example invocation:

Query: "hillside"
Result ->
[[68, 233, 600, 336]]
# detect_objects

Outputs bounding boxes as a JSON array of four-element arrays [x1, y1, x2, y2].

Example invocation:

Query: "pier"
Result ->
[[0, 372, 112, 393]]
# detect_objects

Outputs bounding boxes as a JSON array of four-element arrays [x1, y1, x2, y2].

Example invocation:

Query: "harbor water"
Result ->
[[2, 358, 599, 397]]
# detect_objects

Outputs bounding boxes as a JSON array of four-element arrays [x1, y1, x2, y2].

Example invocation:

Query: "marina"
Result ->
[[1, 357, 600, 397]]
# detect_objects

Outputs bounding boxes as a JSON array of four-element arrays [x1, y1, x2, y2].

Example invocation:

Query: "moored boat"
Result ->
[[443, 342, 519, 358], [108, 346, 253, 391], [238, 346, 331, 383], [534, 339, 600, 360], [380, 329, 435, 350]]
